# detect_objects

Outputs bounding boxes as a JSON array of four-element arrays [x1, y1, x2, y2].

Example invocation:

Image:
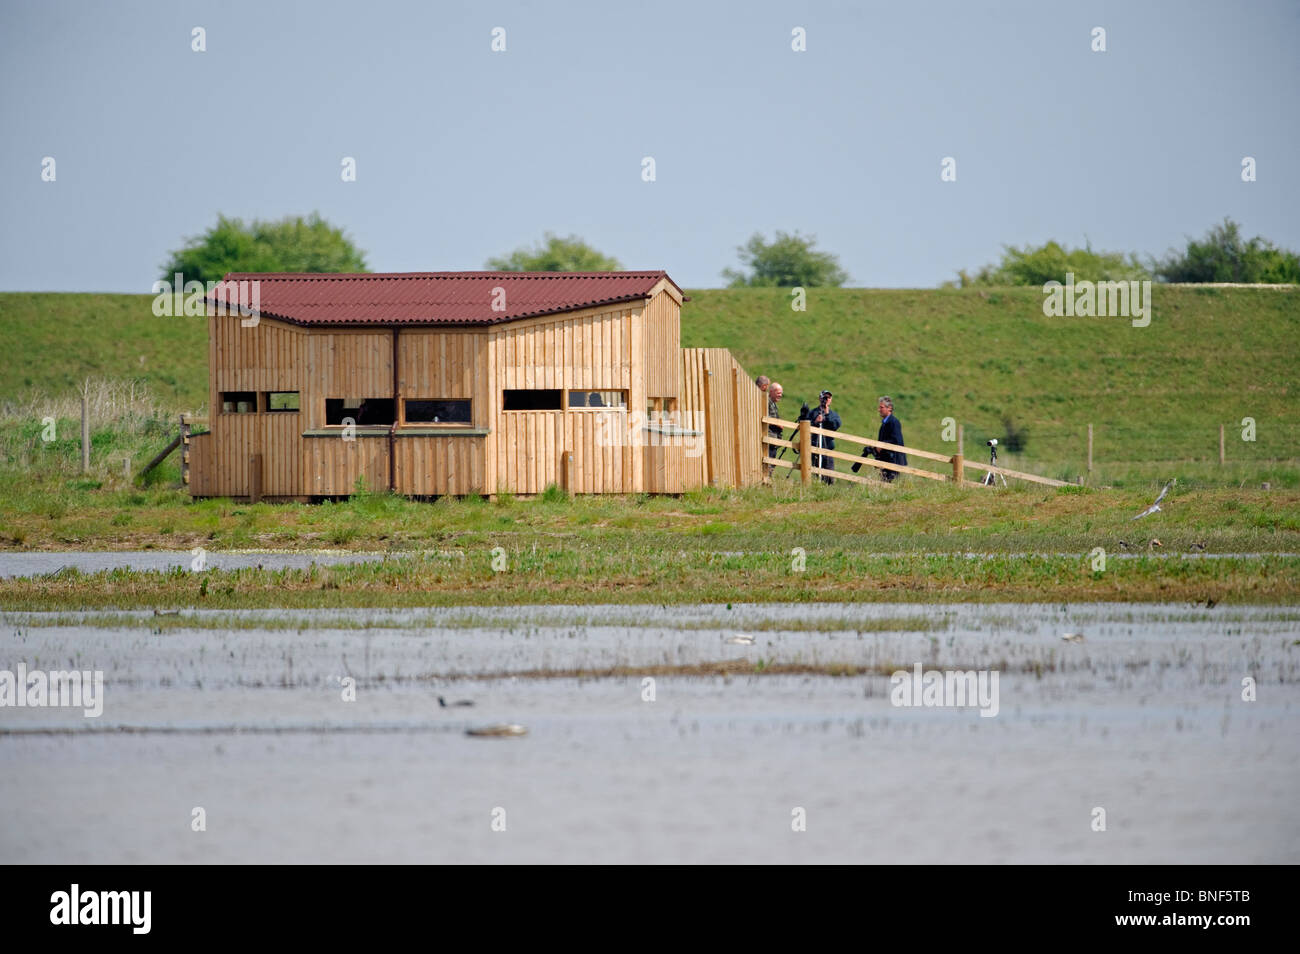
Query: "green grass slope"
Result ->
[[1, 287, 1296, 484], [0, 293, 208, 409], [683, 286, 1299, 483]]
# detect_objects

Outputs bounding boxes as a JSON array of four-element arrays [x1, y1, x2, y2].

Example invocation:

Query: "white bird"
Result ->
[[1060, 633, 1085, 644], [725, 634, 756, 645], [1132, 481, 1174, 519]]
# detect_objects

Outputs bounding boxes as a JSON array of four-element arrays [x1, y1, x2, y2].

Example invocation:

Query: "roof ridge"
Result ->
[[221, 270, 669, 280], [206, 270, 681, 327]]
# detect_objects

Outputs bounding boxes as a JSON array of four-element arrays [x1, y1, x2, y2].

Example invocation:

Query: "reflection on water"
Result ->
[[0, 550, 388, 578]]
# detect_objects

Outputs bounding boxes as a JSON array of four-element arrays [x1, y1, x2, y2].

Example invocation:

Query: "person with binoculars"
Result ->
[[852, 395, 907, 482]]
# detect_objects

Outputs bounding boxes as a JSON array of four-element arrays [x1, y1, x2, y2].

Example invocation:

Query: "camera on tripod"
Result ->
[[981, 438, 1006, 486]]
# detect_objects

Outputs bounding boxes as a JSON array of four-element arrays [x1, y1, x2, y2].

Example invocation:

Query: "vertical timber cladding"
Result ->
[[207, 311, 307, 497], [730, 351, 765, 485], [642, 286, 685, 493], [305, 327, 393, 495], [489, 300, 644, 494], [676, 347, 764, 489], [189, 433, 213, 496], [678, 348, 710, 490], [394, 330, 488, 495]]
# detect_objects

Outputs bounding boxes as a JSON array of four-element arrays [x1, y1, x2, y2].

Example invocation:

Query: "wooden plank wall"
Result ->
[[397, 331, 488, 427], [678, 348, 711, 489], [642, 444, 686, 493], [189, 433, 213, 496], [395, 329, 488, 495], [198, 292, 698, 497], [488, 303, 642, 494], [643, 289, 680, 400], [304, 329, 393, 430], [306, 437, 390, 495], [210, 414, 258, 497], [206, 314, 310, 497], [395, 436, 485, 495], [211, 313, 307, 394], [262, 412, 303, 496], [730, 351, 766, 486], [297, 322, 386, 498], [677, 347, 765, 489]]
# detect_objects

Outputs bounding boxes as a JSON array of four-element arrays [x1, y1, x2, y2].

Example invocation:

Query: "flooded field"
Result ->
[[1, 603, 1297, 863], [0, 550, 389, 578], [0, 550, 1290, 580]]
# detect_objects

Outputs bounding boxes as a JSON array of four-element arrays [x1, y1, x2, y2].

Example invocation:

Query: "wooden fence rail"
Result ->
[[761, 416, 1068, 488]]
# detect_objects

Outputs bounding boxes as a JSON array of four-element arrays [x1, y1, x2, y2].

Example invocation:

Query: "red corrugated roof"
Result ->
[[205, 271, 681, 326]]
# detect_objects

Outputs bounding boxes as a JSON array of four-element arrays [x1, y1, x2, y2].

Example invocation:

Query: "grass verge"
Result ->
[[1, 552, 1294, 611]]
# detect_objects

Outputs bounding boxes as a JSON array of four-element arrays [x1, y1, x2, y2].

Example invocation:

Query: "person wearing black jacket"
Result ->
[[808, 390, 841, 484], [852, 396, 908, 482]]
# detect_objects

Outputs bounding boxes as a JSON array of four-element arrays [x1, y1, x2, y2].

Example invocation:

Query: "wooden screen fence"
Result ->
[[680, 347, 766, 488], [761, 416, 1068, 488]]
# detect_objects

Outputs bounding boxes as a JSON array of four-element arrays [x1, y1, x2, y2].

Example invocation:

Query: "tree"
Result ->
[[487, 234, 623, 271], [952, 240, 1149, 287], [722, 231, 848, 287], [1153, 218, 1300, 283], [161, 213, 368, 284]]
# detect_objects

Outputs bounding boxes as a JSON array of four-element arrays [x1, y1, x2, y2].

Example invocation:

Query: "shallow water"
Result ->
[[1, 603, 1296, 863], [0, 549, 1291, 579], [0, 550, 389, 578]]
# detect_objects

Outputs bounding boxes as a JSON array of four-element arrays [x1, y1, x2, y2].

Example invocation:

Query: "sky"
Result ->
[[1, 0, 1298, 292]]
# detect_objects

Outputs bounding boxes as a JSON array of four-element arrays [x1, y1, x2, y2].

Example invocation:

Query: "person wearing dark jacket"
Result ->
[[808, 390, 841, 484], [852, 396, 907, 482]]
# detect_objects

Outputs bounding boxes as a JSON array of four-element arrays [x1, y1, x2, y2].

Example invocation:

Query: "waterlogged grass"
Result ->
[[3, 609, 948, 634], [1, 551, 1296, 611], [2, 481, 1299, 555]]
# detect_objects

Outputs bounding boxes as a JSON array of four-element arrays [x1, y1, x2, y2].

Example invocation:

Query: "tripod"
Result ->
[[981, 443, 1008, 487], [774, 402, 811, 478]]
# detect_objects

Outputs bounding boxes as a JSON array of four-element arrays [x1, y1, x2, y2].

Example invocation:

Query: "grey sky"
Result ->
[[2, 0, 1297, 292]]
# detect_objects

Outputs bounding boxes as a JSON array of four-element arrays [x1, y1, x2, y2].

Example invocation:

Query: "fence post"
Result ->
[[799, 419, 811, 486], [952, 424, 964, 486], [249, 454, 263, 503], [180, 415, 191, 487], [80, 394, 90, 474], [1087, 423, 1093, 473], [1219, 424, 1225, 465]]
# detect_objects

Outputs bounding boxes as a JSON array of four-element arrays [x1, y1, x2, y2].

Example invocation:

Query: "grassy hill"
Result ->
[[683, 286, 1299, 484], [0, 293, 208, 410], [2, 287, 1297, 485]]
